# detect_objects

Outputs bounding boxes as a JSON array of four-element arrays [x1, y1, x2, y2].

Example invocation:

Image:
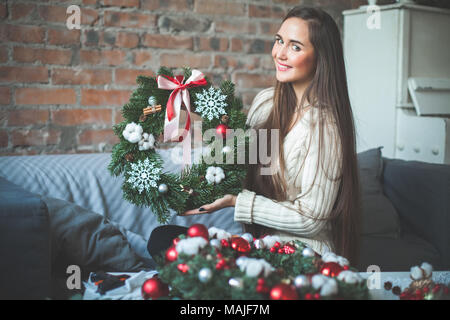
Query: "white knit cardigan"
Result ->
[[234, 87, 343, 255]]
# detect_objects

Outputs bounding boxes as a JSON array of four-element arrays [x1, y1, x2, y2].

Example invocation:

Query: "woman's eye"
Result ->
[[275, 38, 283, 45], [292, 45, 301, 51]]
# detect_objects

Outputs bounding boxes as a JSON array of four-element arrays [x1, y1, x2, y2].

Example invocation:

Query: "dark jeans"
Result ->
[[147, 225, 188, 260]]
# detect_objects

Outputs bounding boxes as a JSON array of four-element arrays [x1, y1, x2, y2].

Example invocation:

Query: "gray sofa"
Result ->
[[0, 147, 448, 299]]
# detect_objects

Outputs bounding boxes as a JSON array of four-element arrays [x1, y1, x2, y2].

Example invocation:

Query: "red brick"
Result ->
[[11, 3, 36, 20], [141, 0, 190, 11], [104, 10, 156, 28], [194, 0, 246, 16], [232, 73, 275, 89], [52, 68, 112, 85], [115, 69, 155, 86], [215, 20, 258, 35], [160, 53, 211, 69], [81, 89, 131, 106], [249, 4, 286, 19], [16, 88, 76, 105], [8, 109, 49, 126], [214, 55, 259, 71], [230, 38, 243, 52], [0, 46, 7, 63], [132, 51, 152, 66], [38, 5, 98, 25], [1, 24, 45, 43], [52, 109, 112, 126], [11, 129, 61, 146], [80, 49, 126, 66], [0, 3, 7, 19], [142, 34, 193, 49], [196, 37, 228, 52], [0, 87, 11, 105], [114, 109, 124, 124], [102, 0, 139, 7], [78, 129, 119, 145], [48, 28, 81, 45], [0, 66, 48, 83], [114, 32, 139, 48], [13, 47, 72, 65], [81, 8, 100, 26], [0, 130, 7, 148]]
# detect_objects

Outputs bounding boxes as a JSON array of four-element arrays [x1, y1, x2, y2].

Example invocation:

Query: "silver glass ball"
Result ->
[[302, 247, 315, 257], [253, 239, 265, 250], [158, 183, 168, 194], [241, 233, 253, 243], [294, 275, 310, 288], [228, 277, 243, 289], [198, 268, 212, 283]]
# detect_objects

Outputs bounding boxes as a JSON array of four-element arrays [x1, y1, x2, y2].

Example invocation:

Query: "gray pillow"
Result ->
[[42, 196, 146, 273], [357, 147, 400, 237]]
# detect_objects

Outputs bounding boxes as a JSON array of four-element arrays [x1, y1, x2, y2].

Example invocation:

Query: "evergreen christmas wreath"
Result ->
[[147, 224, 370, 300], [108, 67, 250, 223]]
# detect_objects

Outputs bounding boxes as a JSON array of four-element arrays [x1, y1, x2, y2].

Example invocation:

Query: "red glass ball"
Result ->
[[187, 223, 209, 240], [141, 278, 169, 300], [215, 124, 230, 138], [165, 246, 178, 262], [231, 237, 251, 254], [270, 284, 299, 300], [320, 262, 344, 277]]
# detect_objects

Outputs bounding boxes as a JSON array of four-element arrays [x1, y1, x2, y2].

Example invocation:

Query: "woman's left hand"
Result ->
[[181, 194, 237, 216]]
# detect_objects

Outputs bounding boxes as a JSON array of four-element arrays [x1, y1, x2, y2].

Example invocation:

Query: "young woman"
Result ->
[[149, 6, 361, 265]]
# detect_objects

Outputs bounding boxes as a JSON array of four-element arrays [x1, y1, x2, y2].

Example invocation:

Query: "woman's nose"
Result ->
[[276, 44, 288, 60]]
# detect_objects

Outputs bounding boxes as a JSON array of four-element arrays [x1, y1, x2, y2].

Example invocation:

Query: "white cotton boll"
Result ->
[[320, 279, 338, 297], [337, 271, 363, 284], [123, 122, 143, 143], [138, 133, 155, 151], [176, 237, 208, 256], [337, 256, 349, 267], [410, 266, 423, 280], [208, 227, 231, 241], [205, 166, 225, 185], [322, 252, 349, 267], [261, 235, 281, 248], [236, 257, 273, 278], [421, 262, 433, 278], [311, 274, 328, 290]]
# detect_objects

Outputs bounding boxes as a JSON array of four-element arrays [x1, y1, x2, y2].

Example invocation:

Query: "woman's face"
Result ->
[[272, 17, 317, 86]]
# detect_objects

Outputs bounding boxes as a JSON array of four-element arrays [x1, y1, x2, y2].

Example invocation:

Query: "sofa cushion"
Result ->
[[0, 177, 51, 299], [41, 196, 147, 274], [382, 158, 450, 269], [358, 233, 441, 272], [357, 148, 401, 236]]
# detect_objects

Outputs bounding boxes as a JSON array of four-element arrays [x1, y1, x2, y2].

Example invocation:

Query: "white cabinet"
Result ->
[[343, 3, 450, 164]]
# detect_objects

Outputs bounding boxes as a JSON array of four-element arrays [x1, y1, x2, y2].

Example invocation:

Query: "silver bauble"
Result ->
[[241, 233, 253, 243], [294, 275, 310, 288], [253, 239, 265, 250], [302, 247, 315, 257], [198, 268, 212, 283], [158, 183, 168, 194], [228, 277, 244, 289]]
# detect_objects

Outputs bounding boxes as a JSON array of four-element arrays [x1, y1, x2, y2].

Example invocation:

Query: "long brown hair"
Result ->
[[244, 6, 361, 265]]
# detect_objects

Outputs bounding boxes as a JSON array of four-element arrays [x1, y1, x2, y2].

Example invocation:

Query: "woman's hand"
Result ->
[[181, 194, 237, 216]]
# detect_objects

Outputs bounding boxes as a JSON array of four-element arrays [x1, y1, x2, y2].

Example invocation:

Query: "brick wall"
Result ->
[[0, 0, 368, 156]]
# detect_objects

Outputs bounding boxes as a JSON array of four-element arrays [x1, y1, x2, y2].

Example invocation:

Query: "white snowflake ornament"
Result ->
[[205, 166, 225, 185], [138, 133, 155, 151], [123, 122, 143, 143], [126, 158, 162, 194], [194, 87, 227, 121]]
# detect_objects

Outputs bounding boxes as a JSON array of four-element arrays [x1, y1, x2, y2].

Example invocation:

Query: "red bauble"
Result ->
[[177, 263, 190, 273], [187, 224, 209, 240], [282, 244, 296, 254], [270, 284, 299, 300], [215, 124, 230, 138], [141, 277, 169, 300], [320, 262, 344, 277], [165, 246, 178, 262], [231, 237, 251, 254]]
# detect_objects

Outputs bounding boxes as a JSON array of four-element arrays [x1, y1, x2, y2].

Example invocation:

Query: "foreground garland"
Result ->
[[146, 224, 370, 300]]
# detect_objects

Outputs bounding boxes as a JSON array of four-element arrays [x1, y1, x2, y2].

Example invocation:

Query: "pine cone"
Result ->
[[409, 279, 435, 292], [221, 115, 229, 124], [139, 114, 147, 122], [125, 153, 134, 162]]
